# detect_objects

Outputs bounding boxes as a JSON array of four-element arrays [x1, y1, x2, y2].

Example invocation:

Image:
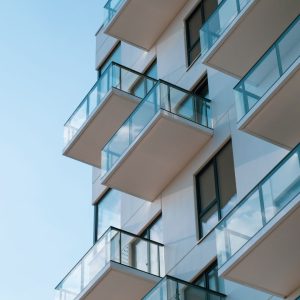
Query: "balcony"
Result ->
[[55, 227, 164, 300], [142, 276, 226, 300], [63, 62, 157, 167], [216, 144, 300, 297], [200, 0, 300, 78], [235, 16, 300, 149], [101, 0, 189, 50], [100, 80, 213, 201]]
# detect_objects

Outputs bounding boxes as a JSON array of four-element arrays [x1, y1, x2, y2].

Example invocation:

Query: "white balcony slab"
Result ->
[[101, 110, 213, 201], [104, 0, 189, 50], [238, 59, 300, 149], [78, 261, 160, 300], [202, 0, 300, 78], [219, 194, 300, 298], [63, 88, 140, 167]]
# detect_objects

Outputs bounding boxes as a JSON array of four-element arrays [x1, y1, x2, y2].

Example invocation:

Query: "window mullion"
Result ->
[[213, 157, 222, 220]]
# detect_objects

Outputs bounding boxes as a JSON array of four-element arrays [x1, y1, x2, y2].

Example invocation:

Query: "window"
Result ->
[[131, 59, 157, 98], [98, 42, 121, 77], [186, 0, 219, 65], [133, 215, 164, 276], [94, 189, 122, 241], [176, 75, 210, 125], [194, 261, 225, 293], [196, 141, 237, 237]]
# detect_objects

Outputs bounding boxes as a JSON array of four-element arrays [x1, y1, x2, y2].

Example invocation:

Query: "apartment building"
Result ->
[[56, 1, 300, 300]]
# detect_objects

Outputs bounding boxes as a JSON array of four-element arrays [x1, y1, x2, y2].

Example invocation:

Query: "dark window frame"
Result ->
[[195, 140, 236, 238], [185, 1, 204, 66], [97, 42, 121, 78], [185, 0, 219, 66], [132, 214, 162, 274], [129, 58, 157, 97], [193, 260, 225, 293]]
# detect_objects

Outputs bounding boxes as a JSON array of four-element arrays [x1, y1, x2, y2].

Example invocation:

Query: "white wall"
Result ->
[[93, 1, 289, 299]]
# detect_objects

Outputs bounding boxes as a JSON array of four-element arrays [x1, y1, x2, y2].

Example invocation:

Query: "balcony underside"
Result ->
[[63, 88, 140, 167], [238, 60, 300, 149], [79, 261, 160, 300], [102, 110, 213, 201], [202, 0, 300, 78], [104, 0, 188, 50], [219, 194, 300, 298]]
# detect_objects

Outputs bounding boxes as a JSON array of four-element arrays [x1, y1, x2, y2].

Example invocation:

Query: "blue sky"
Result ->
[[0, 1, 105, 299]]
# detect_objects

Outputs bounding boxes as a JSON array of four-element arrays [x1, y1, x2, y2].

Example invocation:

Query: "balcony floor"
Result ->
[[101, 110, 213, 201], [63, 88, 140, 167], [104, 0, 189, 50], [219, 194, 300, 298], [77, 261, 160, 300], [238, 59, 300, 149], [202, 0, 300, 78]]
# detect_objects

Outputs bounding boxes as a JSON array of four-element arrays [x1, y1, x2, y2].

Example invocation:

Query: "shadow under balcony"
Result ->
[[216, 144, 300, 298], [199, 0, 300, 78], [235, 16, 300, 149], [63, 62, 157, 167], [100, 80, 213, 201], [55, 227, 164, 300], [101, 0, 189, 50]]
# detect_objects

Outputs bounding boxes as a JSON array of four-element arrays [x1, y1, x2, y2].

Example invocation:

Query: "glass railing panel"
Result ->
[[102, 0, 125, 28], [64, 62, 157, 146], [101, 81, 212, 176], [235, 16, 300, 121], [143, 277, 226, 300], [216, 145, 300, 268], [56, 227, 165, 300], [200, 0, 251, 56]]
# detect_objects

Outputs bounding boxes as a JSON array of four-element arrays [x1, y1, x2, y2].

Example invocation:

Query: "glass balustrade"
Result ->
[[235, 16, 300, 121], [142, 276, 226, 300], [101, 80, 212, 176], [200, 0, 251, 56], [64, 62, 157, 146], [55, 227, 165, 300], [101, 0, 125, 28], [216, 144, 300, 268]]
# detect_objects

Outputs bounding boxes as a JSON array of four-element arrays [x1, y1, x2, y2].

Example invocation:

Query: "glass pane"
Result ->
[[146, 61, 157, 79], [217, 146, 300, 267], [234, 16, 300, 120], [189, 43, 201, 63], [134, 240, 149, 272], [56, 228, 166, 300], [198, 163, 216, 211], [218, 190, 264, 265], [200, 0, 251, 54], [149, 217, 163, 243], [204, 0, 219, 20], [187, 5, 203, 48], [216, 142, 237, 218], [97, 190, 122, 239], [99, 44, 121, 75], [262, 152, 300, 222], [208, 265, 225, 293], [201, 204, 219, 236], [277, 17, 300, 73], [194, 274, 206, 288]]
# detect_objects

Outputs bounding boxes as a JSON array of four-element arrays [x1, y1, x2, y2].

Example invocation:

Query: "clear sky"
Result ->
[[0, 1, 106, 299]]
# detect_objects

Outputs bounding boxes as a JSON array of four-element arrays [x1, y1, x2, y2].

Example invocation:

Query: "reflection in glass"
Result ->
[[64, 62, 157, 146], [56, 228, 165, 300], [101, 81, 212, 176], [216, 145, 300, 267], [143, 276, 226, 300], [235, 16, 300, 120]]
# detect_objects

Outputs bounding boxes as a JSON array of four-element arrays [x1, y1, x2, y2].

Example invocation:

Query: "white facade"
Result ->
[[57, 1, 300, 300]]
